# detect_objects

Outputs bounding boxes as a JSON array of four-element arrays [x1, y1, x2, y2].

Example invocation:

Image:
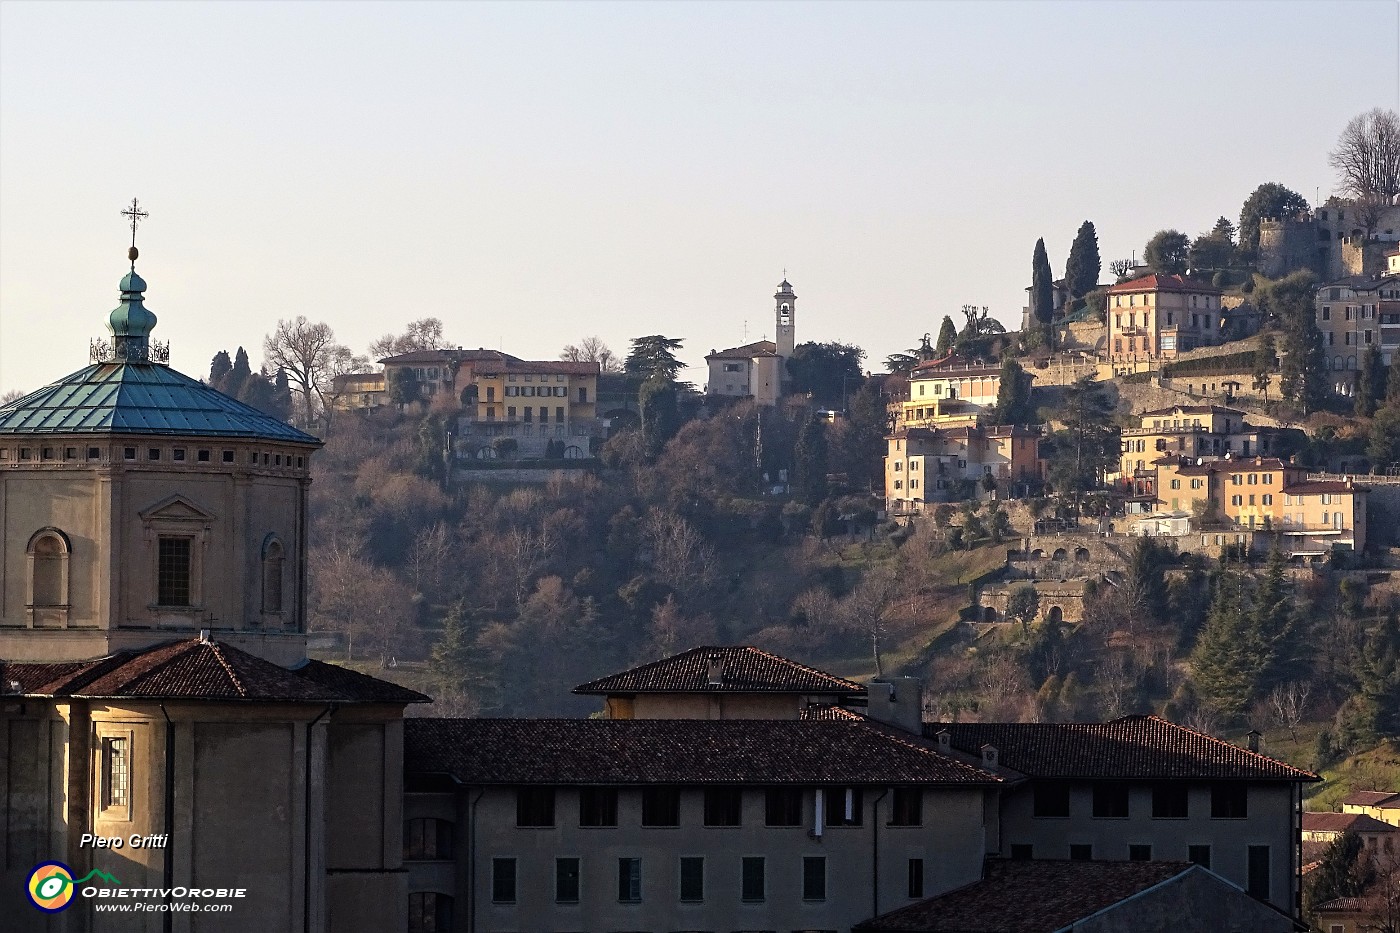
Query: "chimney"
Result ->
[[198, 629, 212, 645], [706, 653, 725, 687], [936, 728, 952, 753], [865, 677, 924, 734], [981, 744, 999, 769], [1245, 729, 1262, 753]]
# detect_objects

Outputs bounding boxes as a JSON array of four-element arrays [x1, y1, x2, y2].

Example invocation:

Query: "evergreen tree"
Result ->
[[389, 367, 422, 407], [1251, 332, 1276, 400], [639, 374, 680, 456], [239, 372, 276, 414], [1253, 548, 1302, 689], [991, 358, 1032, 424], [830, 380, 887, 491], [270, 368, 294, 422], [792, 414, 829, 505], [1357, 344, 1384, 417], [1143, 229, 1190, 275], [1305, 832, 1373, 917], [625, 336, 685, 381], [1260, 272, 1325, 410], [209, 350, 232, 387], [1042, 376, 1118, 508], [1211, 216, 1237, 244], [1190, 569, 1262, 720], [1369, 405, 1400, 470], [225, 347, 253, 400], [1387, 351, 1400, 406], [1031, 238, 1055, 325], [935, 316, 958, 356], [1063, 220, 1101, 306]]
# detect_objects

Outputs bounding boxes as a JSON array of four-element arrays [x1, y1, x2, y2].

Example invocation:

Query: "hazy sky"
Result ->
[[2, 1, 1398, 395]]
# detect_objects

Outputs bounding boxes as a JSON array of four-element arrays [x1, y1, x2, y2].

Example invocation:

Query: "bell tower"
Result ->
[[774, 276, 796, 359]]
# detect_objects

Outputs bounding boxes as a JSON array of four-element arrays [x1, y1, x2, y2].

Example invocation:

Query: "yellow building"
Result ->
[[331, 370, 388, 411], [885, 424, 1041, 513], [1117, 405, 1289, 479], [1107, 273, 1225, 363], [459, 358, 602, 459], [902, 355, 1002, 429]]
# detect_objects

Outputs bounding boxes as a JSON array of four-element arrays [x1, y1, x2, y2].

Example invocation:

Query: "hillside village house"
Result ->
[[900, 354, 1002, 429], [0, 253, 427, 932], [402, 646, 1314, 932], [1107, 273, 1226, 365], [1117, 404, 1293, 480], [1341, 789, 1400, 827], [884, 424, 1042, 513], [1301, 812, 1397, 855], [456, 357, 602, 459], [1313, 274, 1400, 369], [705, 279, 798, 406], [1131, 455, 1368, 555]]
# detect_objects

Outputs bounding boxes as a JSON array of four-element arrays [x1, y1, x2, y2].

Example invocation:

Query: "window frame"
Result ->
[[491, 857, 517, 904], [802, 855, 826, 902], [740, 856, 765, 903], [1152, 783, 1189, 819], [764, 787, 803, 826], [678, 856, 704, 903], [515, 786, 556, 827], [555, 856, 581, 904], [617, 857, 642, 903], [579, 786, 618, 827], [907, 857, 924, 898], [1091, 782, 1130, 819], [890, 787, 922, 826], [1210, 783, 1248, 819], [96, 728, 134, 821], [641, 786, 681, 827], [1032, 782, 1071, 818], [702, 786, 742, 827]]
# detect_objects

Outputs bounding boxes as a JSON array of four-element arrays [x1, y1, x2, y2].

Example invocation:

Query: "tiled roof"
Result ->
[[1284, 481, 1363, 495], [800, 704, 866, 722], [924, 716, 1319, 782], [706, 340, 779, 360], [911, 353, 1000, 376], [404, 718, 1000, 785], [1341, 789, 1400, 808], [855, 860, 1196, 933], [573, 646, 866, 696], [1140, 404, 1246, 418], [1, 639, 428, 704], [1108, 273, 1221, 295], [1303, 812, 1397, 834], [0, 363, 319, 444], [1316, 896, 1374, 913], [381, 349, 522, 365]]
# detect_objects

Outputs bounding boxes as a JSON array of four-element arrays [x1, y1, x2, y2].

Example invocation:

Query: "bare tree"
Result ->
[[369, 318, 449, 360], [1267, 680, 1312, 742], [263, 316, 365, 427], [640, 509, 715, 597], [1094, 652, 1137, 720], [0, 388, 26, 405], [1330, 109, 1400, 214], [561, 336, 622, 373], [837, 565, 900, 676]]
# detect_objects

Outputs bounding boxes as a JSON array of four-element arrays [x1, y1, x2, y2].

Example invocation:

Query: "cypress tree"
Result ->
[[1356, 344, 1383, 417], [1190, 570, 1263, 721], [991, 358, 1030, 424], [1386, 350, 1400, 407], [270, 368, 294, 422], [935, 316, 958, 356], [209, 350, 232, 387], [1031, 238, 1055, 325], [225, 347, 252, 400], [1063, 221, 1101, 306], [793, 414, 829, 505]]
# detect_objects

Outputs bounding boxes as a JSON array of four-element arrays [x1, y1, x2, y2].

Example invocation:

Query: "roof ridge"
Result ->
[[206, 642, 249, 698], [1137, 715, 1318, 779]]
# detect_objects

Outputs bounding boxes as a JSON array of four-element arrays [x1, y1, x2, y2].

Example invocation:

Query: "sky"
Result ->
[[2, 1, 1398, 396]]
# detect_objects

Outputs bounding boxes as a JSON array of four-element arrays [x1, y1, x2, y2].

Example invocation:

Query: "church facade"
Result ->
[[704, 279, 798, 406], [0, 241, 426, 931]]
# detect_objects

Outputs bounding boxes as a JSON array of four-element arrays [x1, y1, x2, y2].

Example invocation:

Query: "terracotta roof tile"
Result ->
[[800, 704, 866, 722], [924, 716, 1318, 782], [573, 646, 866, 696], [1341, 790, 1400, 808], [1303, 812, 1397, 833], [706, 340, 779, 360], [404, 718, 1000, 785], [1, 638, 428, 704], [855, 860, 1196, 933], [1107, 273, 1222, 295]]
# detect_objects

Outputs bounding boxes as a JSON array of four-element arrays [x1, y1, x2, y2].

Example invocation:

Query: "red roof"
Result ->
[[1108, 273, 1222, 295], [706, 340, 779, 360], [574, 645, 865, 696], [1303, 811, 1397, 834], [1284, 481, 1362, 495], [1342, 790, 1400, 808]]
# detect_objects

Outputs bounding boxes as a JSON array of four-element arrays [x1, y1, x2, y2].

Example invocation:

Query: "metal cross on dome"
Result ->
[[120, 197, 148, 249]]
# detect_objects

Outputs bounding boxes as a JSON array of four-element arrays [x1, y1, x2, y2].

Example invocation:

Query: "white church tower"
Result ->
[[775, 277, 796, 359]]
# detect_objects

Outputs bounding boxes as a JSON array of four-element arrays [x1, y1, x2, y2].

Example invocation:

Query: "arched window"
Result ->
[[28, 529, 70, 608], [262, 536, 284, 614], [407, 893, 453, 933]]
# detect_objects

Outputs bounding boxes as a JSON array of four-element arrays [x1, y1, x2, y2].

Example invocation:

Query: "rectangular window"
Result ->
[[1010, 844, 1033, 860], [124, 446, 136, 460], [88, 447, 102, 460], [803, 856, 826, 901], [222, 450, 234, 463], [173, 448, 186, 461], [1129, 844, 1152, 861], [148, 447, 161, 460], [516, 787, 555, 826], [703, 787, 742, 826], [578, 387, 588, 403], [1211, 784, 1248, 819], [765, 787, 802, 826], [1070, 844, 1093, 861], [679, 856, 703, 902], [829, 787, 863, 826], [891, 788, 922, 825], [641, 786, 680, 826], [157, 537, 193, 606], [555, 406, 565, 422], [102, 737, 129, 810], [1152, 784, 1189, 819], [907, 858, 924, 898], [491, 858, 516, 903], [507, 406, 516, 419], [555, 857, 580, 903], [1092, 782, 1130, 819], [1033, 782, 1071, 818], [1188, 845, 1211, 868], [196, 449, 210, 462], [618, 857, 641, 902], [403, 817, 453, 860], [64, 446, 78, 459], [1247, 845, 1270, 899], [740, 857, 765, 902], [579, 787, 618, 826]]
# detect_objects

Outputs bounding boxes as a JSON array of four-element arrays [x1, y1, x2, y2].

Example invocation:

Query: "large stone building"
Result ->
[[1314, 273, 1400, 370], [0, 247, 426, 931], [455, 357, 601, 459], [1106, 274, 1227, 364], [705, 279, 798, 406], [1117, 404, 1294, 484]]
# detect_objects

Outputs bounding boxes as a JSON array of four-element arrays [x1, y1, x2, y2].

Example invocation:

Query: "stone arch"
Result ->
[[1045, 605, 1064, 625], [1074, 547, 1090, 561], [1052, 548, 1067, 561], [1030, 548, 1045, 560], [982, 606, 997, 623], [27, 527, 71, 609], [476, 446, 498, 460], [563, 445, 586, 459]]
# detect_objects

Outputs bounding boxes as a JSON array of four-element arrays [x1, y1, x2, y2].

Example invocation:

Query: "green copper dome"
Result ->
[[109, 269, 156, 338]]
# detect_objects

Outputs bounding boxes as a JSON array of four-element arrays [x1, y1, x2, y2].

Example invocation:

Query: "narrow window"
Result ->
[[555, 857, 580, 903], [157, 537, 193, 606], [403, 818, 454, 860], [803, 856, 826, 901], [1188, 845, 1211, 868], [1070, 844, 1093, 861], [1247, 845, 1270, 899], [262, 539, 284, 613], [679, 856, 703, 902], [30, 533, 67, 607], [703, 787, 742, 826], [1153, 784, 1189, 818], [515, 787, 555, 826], [579, 787, 618, 826], [765, 787, 802, 826], [641, 786, 680, 826], [578, 387, 588, 403], [1129, 844, 1152, 861], [907, 858, 924, 898], [891, 788, 922, 826], [1092, 782, 1130, 819], [740, 857, 765, 902], [102, 737, 129, 810], [491, 858, 516, 903], [618, 857, 641, 902]]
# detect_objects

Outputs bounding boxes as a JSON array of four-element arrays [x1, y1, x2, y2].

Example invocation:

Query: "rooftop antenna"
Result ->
[[120, 197, 148, 270]]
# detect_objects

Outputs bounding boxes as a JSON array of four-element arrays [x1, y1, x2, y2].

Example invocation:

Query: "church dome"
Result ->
[[108, 269, 157, 337]]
